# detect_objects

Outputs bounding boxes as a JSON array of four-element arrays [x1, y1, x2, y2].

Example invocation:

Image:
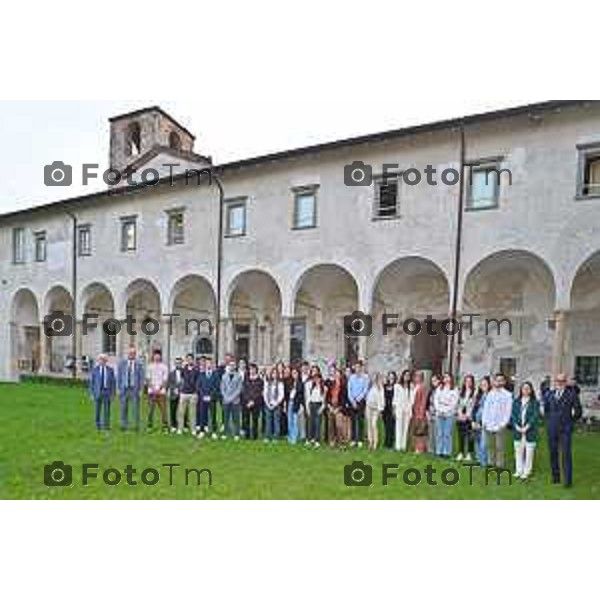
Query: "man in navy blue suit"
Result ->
[[543, 373, 582, 487], [197, 356, 220, 437], [117, 346, 145, 431], [89, 354, 116, 431]]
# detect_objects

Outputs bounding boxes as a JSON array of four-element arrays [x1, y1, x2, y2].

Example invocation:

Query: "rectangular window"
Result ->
[[575, 356, 600, 387], [225, 200, 247, 237], [167, 210, 185, 245], [290, 319, 306, 364], [580, 151, 600, 197], [293, 187, 318, 229], [102, 326, 117, 355], [374, 175, 399, 218], [78, 225, 92, 257], [12, 228, 25, 264], [467, 165, 500, 210], [120, 217, 137, 252], [499, 357, 517, 380], [34, 231, 47, 262]]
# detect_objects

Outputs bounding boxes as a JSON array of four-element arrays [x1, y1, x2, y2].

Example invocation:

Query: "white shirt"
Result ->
[[434, 386, 459, 417], [147, 362, 168, 392], [366, 385, 385, 411], [393, 384, 415, 413]]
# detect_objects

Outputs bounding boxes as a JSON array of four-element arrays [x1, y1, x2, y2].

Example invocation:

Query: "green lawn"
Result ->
[[1, 382, 598, 499]]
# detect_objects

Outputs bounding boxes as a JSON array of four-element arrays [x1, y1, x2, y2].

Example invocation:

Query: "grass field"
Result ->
[[1, 382, 598, 499]]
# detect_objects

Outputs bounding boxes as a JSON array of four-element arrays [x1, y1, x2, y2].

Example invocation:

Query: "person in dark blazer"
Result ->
[[543, 373, 582, 487], [117, 346, 145, 431], [197, 357, 220, 437], [167, 357, 184, 432], [511, 381, 539, 480], [89, 354, 116, 431], [242, 363, 264, 439]]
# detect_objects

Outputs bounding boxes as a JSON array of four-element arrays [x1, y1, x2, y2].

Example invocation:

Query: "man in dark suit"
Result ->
[[167, 357, 184, 433], [543, 373, 582, 487], [117, 346, 145, 431], [197, 356, 220, 438], [89, 354, 116, 431]]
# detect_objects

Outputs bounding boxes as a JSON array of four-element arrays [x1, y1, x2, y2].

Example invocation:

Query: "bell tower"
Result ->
[[109, 106, 196, 172]]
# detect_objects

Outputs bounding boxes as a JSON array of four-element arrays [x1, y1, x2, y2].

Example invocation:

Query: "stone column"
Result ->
[[551, 310, 567, 378], [358, 334, 368, 364], [281, 316, 292, 364], [219, 318, 234, 359], [39, 323, 50, 373]]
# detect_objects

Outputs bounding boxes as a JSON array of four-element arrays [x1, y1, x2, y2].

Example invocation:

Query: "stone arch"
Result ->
[[10, 288, 40, 375], [461, 249, 557, 382], [169, 274, 217, 360], [80, 282, 116, 359], [368, 256, 451, 374], [292, 263, 360, 365], [567, 250, 600, 388], [226, 269, 283, 363]]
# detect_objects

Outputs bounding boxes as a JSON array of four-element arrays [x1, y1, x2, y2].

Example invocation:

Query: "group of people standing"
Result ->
[[89, 349, 583, 486]]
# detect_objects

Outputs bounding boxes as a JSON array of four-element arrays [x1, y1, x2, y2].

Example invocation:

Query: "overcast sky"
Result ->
[[0, 98, 547, 214], [0, 1, 594, 214]]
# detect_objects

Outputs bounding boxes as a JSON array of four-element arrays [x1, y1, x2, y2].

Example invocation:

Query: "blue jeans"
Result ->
[[264, 407, 281, 440], [350, 407, 363, 443], [223, 403, 240, 437], [436, 415, 454, 456], [308, 403, 323, 441], [120, 389, 140, 430], [288, 409, 299, 444], [198, 398, 212, 432], [474, 427, 487, 465], [95, 391, 111, 430]]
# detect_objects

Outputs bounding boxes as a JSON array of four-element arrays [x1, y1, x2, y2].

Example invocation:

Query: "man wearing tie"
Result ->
[[543, 373, 582, 487], [117, 346, 145, 431], [168, 357, 184, 433], [197, 356, 220, 438], [89, 354, 116, 431]]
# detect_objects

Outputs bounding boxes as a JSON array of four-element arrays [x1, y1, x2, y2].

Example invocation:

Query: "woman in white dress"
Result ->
[[393, 369, 415, 451]]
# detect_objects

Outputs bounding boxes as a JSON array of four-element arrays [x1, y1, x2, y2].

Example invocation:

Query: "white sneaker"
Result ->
[[357, 441, 363, 448], [170, 427, 177, 434], [264, 438, 270, 444], [198, 431, 205, 439], [314, 442, 320, 448], [211, 433, 218, 440], [220, 435, 227, 440], [456, 453, 464, 461], [176, 429, 183, 435], [234, 435, 240, 441], [465, 453, 472, 461], [191, 431, 197, 437]]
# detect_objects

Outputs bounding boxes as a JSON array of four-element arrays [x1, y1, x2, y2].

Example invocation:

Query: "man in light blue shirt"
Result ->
[[347, 361, 370, 447], [481, 373, 514, 467]]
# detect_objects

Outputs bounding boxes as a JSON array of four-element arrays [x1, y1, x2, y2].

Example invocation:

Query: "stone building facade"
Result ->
[[1, 101, 600, 400]]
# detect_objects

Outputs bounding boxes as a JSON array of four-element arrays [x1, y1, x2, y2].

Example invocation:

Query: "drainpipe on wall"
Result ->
[[448, 124, 466, 378], [64, 209, 78, 379], [212, 172, 225, 366]]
